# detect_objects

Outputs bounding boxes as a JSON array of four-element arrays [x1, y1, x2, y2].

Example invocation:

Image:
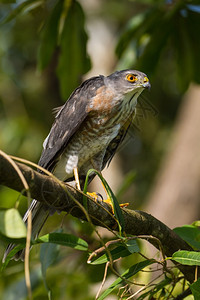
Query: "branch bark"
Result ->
[[0, 153, 198, 283]]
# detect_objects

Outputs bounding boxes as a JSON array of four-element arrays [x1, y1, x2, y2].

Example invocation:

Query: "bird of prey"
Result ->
[[3, 69, 150, 261]]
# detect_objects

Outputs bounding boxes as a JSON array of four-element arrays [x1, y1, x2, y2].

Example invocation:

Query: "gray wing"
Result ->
[[38, 75, 105, 172]]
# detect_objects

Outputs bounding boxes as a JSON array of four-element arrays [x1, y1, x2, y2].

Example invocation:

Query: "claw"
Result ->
[[87, 192, 103, 201], [103, 198, 129, 214], [118, 202, 129, 208], [87, 192, 129, 214]]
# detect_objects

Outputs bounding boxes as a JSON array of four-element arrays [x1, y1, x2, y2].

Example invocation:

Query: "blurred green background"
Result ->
[[0, 0, 200, 299]]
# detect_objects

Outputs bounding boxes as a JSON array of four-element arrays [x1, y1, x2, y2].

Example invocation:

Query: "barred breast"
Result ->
[[53, 118, 121, 181], [53, 88, 139, 181]]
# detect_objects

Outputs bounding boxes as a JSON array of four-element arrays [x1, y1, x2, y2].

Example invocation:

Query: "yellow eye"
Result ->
[[126, 74, 137, 83]]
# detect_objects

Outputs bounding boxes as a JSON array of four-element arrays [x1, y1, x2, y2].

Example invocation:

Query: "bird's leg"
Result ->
[[73, 167, 101, 201], [73, 166, 101, 201], [86, 158, 129, 212], [86, 159, 105, 201], [73, 167, 81, 190], [88, 166, 129, 213]]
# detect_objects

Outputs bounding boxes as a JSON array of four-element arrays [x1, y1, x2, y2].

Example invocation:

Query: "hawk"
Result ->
[[4, 69, 150, 261]]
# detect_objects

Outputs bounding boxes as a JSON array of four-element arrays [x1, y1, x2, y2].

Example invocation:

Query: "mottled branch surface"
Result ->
[[0, 154, 198, 283]]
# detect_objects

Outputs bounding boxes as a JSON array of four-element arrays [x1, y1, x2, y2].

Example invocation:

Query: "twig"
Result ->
[[95, 262, 109, 299], [0, 151, 32, 300], [125, 272, 164, 299], [87, 239, 121, 263]]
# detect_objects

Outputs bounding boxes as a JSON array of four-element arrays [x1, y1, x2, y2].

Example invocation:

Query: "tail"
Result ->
[[3, 200, 50, 262]]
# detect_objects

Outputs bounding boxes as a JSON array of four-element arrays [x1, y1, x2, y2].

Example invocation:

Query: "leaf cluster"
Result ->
[[2, 0, 91, 100], [116, 1, 200, 92]]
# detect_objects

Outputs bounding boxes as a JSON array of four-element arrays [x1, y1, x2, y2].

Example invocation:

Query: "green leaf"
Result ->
[[172, 14, 193, 92], [0, 208, 26, 238], [98, 259, 154, 300], [35, 232, 88, 251], [90, 246, 132, 265], [40, 241, 60, 300], [136, 14, 172, 76], [1, 244, 26, 271], [2, 232, 88, 270], [83, 169, 124, 235], [116, 7, 166, 71], [56, 0, 91, 99], [192, 220, 200, 227], [116, 11, 147, 58], [37, 0, 64, 70], [137, 276, 172, 300], [174, 225, 200, 250], [185, 10, 200, 84], [172, 250, 200, 266], [0, 0, 16, 3], [1, 0, 43, 24], [190, 278, 200, 300], [96, 174, 125, 234], [125, 239, 140, 253], [90, 240, 139, 265]]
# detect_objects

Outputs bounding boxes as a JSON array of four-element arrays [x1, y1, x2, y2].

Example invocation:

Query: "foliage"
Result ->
[[116, 0, 200, 92], [83, 169, 125, 235], [2, 0, 91, 100], [1, 156, 200, 300], [0, 208, 27, 238], [0, 0, 200, 299]]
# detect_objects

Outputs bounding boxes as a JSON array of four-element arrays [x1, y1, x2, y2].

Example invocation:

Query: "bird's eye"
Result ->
[[126, 74, 137, 83]]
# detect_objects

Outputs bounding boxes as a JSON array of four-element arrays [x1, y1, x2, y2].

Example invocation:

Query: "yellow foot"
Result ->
[[87, 192, 103, 201], [103, 198, 129, 207], [87, 193, 129, 213], [102, 198, 129, 214], [119, 203, 129, 208]]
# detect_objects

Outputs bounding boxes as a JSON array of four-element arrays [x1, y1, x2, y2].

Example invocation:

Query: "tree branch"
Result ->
[[0, 153, 198, 283]]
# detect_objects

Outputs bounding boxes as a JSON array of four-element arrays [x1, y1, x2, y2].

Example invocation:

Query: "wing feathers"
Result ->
[[38, 75, 105, 171]]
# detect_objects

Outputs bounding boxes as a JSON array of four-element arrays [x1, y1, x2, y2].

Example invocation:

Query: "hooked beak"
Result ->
[[142, 76, 151, 90]]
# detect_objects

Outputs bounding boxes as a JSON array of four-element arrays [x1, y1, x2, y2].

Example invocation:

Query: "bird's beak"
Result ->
[[142, 77, 151, 90]]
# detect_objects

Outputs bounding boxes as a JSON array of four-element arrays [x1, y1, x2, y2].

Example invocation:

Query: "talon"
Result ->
[[96, 192, 104, 201], [119, 202, 129, 208], [103, 199, 129, 214], [87, 193, 129, 214], [102, 198, 112, 206], [87, 192, 103, 201], [104, 198, 115, 214]]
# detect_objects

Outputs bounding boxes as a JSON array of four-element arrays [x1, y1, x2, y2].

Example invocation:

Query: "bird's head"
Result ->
[[106, 69, 150, 94], [104, 69, 150, 108]]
